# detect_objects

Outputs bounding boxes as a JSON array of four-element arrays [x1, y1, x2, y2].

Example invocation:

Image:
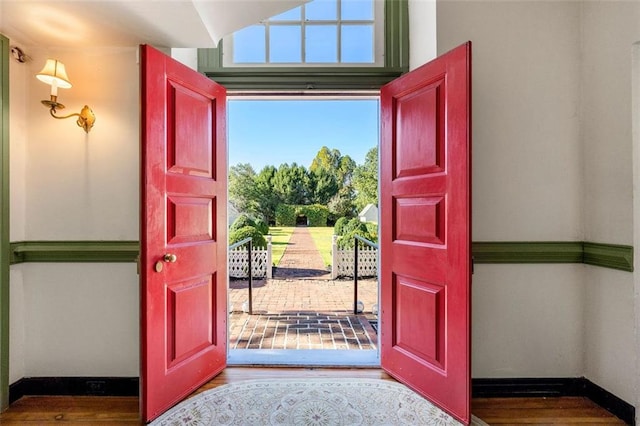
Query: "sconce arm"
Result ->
[[48, 105, 96, 133]]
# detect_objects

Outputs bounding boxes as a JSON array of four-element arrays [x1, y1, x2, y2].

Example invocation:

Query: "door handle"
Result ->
[[163, 253, 178, 263]]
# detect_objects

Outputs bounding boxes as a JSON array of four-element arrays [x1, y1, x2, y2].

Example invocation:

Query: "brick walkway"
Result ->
[[229, 227, 379, 351], [273, 226, 330, 279]]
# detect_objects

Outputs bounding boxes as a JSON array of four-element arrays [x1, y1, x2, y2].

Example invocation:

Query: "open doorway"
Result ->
[[226, 97, 381, 365]]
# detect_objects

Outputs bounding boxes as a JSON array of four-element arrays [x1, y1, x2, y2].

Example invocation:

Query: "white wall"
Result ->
[[25, 48, 139, 240], [8, 267, 25, 384], [408, 0, 437, 69], [171, 48, 199, 70], [9, 40, 26, 242], [8, 36, 28, 384], [473, 264, 584, 377], [429, 0, 639, 405], [437, 1, 583, 241], [8, 46, 140, 380], [633, 40, 640, 419], [433, 1, 586, 378], [22, 264, 138, 376], [4, 1, 639, 408], [581, 1, 640, 405]]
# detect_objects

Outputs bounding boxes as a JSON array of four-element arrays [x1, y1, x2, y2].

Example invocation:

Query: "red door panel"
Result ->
[[140, 45, 227, 423], [380, 42, 472, 424]]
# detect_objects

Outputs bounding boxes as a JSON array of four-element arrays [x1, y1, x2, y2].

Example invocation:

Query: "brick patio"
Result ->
[[229, 278, 378, 350], [228, 227, 379, 351]]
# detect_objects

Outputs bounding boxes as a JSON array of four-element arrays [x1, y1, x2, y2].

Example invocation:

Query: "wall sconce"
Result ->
[[36, 59, 96, 133]]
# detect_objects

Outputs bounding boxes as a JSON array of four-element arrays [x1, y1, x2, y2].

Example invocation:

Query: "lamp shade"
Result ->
[[36, 59, 72, 89]]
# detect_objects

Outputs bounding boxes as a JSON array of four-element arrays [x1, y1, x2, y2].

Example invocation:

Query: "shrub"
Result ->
[[337, 228, 376, 249], [365, 222, 378, 238], [334, 217, 349, 236], [229, 225, 267, 249], [230, 214, 256, 233], [254, 218, 269, 235], [344, 217, 368, 235]]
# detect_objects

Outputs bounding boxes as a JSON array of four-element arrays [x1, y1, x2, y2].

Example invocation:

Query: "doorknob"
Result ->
[[163, 253, 178, 263]]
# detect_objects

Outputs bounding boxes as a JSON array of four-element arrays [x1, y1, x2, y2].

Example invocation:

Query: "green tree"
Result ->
[[310, 167, 338, 205], [229, 163, 258, 215], [352, 146, 378, 211], [328, 186, 356, 218], [310, 146, 356, 191], [254, 165, 280, 224], [273, 163, 310, 205], [309, 146, 341, 174], [337, 155, 356, 188]]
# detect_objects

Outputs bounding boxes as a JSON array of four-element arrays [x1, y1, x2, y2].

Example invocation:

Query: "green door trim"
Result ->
[[1, 34, 10, 410], [9, 240, 634, 272]]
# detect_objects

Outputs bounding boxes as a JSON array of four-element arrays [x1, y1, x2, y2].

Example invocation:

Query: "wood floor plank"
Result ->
[[473, 396, 601, 410], [0, 368, 627, 425]]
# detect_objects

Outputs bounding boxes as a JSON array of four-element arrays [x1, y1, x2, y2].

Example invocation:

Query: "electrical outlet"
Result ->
[[86, 380, 106, 395]]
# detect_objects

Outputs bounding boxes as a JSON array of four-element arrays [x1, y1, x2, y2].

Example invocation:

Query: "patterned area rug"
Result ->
[[151, 378, 489, 425]]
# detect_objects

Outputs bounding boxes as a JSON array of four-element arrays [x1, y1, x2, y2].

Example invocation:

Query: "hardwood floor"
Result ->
[[0, 368, 627, 425], [473, 397, 627, 425]]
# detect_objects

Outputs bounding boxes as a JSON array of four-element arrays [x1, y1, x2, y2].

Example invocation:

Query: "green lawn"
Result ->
[[307, 227, 335, 267], [267, 227, 295, 266]]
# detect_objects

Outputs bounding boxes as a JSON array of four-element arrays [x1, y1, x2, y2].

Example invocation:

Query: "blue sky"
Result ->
[[228, 100, 379, 171]]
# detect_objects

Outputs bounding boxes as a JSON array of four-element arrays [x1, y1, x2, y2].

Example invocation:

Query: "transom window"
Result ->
[[223, 0, 384, 67]]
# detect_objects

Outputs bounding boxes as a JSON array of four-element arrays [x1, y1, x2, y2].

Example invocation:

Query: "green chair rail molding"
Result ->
[[9, 240, 633, 272], [10, 241, 139, 264]]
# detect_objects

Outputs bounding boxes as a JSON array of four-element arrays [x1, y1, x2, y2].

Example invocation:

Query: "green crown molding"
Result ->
[[472, 242, 584, 264], [10, 241, 139, 264], [1, 34, 10, 410], [583, 242, 634, 272], [9, 240, 634, 272]]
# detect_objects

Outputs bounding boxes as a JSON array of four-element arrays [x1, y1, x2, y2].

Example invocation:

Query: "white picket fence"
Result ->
[[331, 235, 378, 279], [228, 236, 272, 279]]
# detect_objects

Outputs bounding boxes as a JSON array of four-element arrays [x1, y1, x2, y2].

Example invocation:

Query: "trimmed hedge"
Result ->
[[275, 204, 330, 227], [229, 225, 267, 249], [303, 204, 329, 227], [276, 204, 297, 226]]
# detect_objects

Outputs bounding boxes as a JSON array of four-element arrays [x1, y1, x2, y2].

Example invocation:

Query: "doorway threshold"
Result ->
[[228, 349, 380, 368]]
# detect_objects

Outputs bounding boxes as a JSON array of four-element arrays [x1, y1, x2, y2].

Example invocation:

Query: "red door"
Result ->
[[140, 45, 227, 422], [380, 42, 472, 424]]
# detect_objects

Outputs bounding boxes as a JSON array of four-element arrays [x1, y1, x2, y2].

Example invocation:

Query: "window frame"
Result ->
[[223, 0, 384, 67], [198, 0, 408, 90]]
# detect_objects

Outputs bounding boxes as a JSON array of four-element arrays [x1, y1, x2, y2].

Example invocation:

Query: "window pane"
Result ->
[[341, 0, 374, 20], [270, 6, 301, 21], [270, 25, 302, 63], [234, 25, 266, 63], [341, 24, 374, 63], [306, 25, 337, 63], [305, 0, 337, 21]]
